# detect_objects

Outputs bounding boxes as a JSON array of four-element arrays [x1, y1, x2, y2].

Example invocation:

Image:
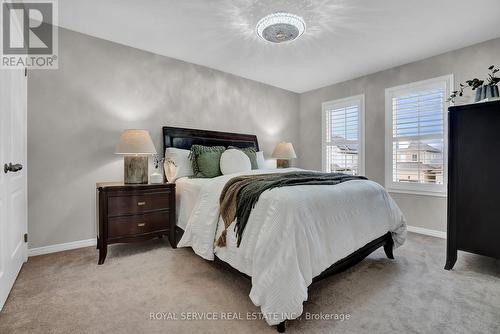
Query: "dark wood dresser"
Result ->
[[96, 182, 175, 264], [445, 100, 500, 270]]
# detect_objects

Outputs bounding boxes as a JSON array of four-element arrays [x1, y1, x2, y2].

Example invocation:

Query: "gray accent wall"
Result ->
[[298, 38, 500, 233], [28, 27, 500, 248], [28, 28, 299, 249]]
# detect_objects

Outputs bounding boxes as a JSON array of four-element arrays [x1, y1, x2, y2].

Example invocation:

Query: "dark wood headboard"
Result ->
[[162, 126, 259, 155]]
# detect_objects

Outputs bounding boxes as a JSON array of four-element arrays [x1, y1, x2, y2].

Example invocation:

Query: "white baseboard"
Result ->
[[28, 238, 97, 257], [26, 227, 445, 256], [407, 225, 446, 239]]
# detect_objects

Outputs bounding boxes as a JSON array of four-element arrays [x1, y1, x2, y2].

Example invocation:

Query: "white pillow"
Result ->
[[256, 151, 265, 169], [220, 149, 251, 175], [164, 147, 194, 182]]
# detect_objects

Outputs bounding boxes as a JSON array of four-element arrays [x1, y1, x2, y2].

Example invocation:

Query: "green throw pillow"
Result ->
[[189, 145, 225, 178], [228, 146, 258, 170]]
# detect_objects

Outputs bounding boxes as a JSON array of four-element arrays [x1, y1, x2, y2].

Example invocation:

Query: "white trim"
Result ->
[[321, 94, 365, 175], [384, 74, 454, 196], [28, 238, 97, 257], [388, 189, 447, 198], [407, 225, 446, 239], [387, 183, 447, 197], [385, 75, 453, 95]]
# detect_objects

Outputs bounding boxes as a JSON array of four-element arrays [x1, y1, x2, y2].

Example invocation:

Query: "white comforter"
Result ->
[[178, 168, 406, 325]]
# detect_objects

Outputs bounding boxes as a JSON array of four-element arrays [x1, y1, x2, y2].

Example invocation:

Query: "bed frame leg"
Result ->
[[277, 321, 286, 333], [383, 233, 394, 259]]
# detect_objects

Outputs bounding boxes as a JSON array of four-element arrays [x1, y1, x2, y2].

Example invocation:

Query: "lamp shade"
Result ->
[[115, 129, 157, 155], [272, 142, 297, 159]]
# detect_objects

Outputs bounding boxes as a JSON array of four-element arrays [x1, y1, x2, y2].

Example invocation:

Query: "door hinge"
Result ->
[[24, 233, 28, 243]]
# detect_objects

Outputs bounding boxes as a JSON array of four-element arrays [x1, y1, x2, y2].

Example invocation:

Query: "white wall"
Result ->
[[27, 28, 299, 249], [298, 37, 500, 232]]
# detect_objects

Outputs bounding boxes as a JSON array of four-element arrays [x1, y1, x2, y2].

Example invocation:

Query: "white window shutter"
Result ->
[[385, 75, 452, 196], [322, 95, 364, 175]]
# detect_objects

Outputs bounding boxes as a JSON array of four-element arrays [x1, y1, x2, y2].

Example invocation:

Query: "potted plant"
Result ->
[[448, 65, 500, 103]]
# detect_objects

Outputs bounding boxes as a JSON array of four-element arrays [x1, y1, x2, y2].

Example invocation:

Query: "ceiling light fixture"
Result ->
[[256, 12, 306, 43]]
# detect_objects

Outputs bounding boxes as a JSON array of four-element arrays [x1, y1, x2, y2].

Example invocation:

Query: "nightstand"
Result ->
[[96, 182, 175, 264]]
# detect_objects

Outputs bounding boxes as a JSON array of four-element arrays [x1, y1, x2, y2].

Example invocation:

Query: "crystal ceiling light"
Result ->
[[256, 12, 306, 43]]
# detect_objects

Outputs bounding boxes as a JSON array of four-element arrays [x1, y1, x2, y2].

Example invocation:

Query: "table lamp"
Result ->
[[115, 129, 157, 184], [272, 142, 297, 168]]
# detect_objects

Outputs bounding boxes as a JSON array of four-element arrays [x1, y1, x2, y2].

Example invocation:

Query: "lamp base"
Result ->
[[124, 156, 148, 184], [276, 159, 290, 168]]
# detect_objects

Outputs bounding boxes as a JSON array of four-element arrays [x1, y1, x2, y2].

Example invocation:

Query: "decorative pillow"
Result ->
[[189, 145, 225, 178], [164, 147, 193, 182], [220, 149, 252, 175], [228, 146, 258, 169], [256, 151, 265, 169]]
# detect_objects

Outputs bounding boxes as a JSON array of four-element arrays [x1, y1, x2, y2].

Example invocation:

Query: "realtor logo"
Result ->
[[1, 0, 58, 69]]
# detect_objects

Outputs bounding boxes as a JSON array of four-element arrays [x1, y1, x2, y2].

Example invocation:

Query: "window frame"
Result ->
[[321, 94, 365, 175], [384, 74, 454, 197]]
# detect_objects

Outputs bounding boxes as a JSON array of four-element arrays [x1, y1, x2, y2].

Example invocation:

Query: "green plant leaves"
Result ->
[[448, 65, 499, 102]]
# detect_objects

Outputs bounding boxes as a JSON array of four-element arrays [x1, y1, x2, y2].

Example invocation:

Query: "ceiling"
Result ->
[[58, 0, 500, 93]]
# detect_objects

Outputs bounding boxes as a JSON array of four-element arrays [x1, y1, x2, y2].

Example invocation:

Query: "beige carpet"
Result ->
[[1, 233, 499, 334]]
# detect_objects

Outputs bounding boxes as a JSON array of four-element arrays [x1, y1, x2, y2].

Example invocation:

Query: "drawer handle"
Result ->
[[137, 223, 146, 227], [137, 201, 146, 206]]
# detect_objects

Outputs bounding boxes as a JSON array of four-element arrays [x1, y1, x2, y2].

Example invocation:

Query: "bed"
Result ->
[[163, 126, 407, 332]]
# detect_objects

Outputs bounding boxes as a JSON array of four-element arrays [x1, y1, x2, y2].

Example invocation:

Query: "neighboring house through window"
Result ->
[[385, 75, 453, 196], [322, 95, 365, 175]]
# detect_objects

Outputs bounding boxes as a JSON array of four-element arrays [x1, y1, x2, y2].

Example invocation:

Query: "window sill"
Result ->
[[386, 188, 447, 198]]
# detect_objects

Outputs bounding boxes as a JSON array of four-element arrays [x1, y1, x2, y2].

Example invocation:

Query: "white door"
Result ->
[[0, 64, 28, 311]]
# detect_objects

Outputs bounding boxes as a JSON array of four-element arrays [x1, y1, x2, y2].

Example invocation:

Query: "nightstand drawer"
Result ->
[[108, 211, 169, 238], [108, 191, 171, 216]]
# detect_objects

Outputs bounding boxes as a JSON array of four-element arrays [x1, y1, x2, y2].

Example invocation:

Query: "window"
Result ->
[[322, 95, 364, 175], [385, 75, 453, 196]]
